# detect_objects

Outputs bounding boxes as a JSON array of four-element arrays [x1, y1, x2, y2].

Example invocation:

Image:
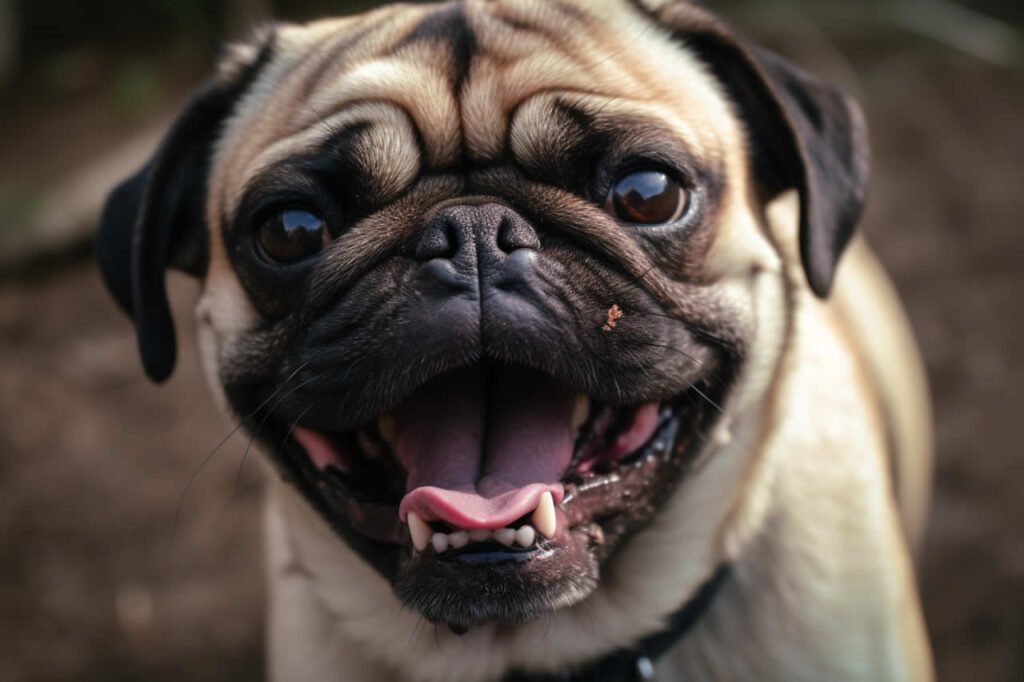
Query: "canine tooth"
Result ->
[[378, 414, 396, 445], [494, 528, 516, 546], [407, 513, 431, 552], [571, 395, 590, 432], [449, 531, 469, 549], [431, 533, 449, 553], [532, 492, 557, 539], [469, 529, 491, 543], [714, 417, 733, 446], [514, 525, 536, 547]]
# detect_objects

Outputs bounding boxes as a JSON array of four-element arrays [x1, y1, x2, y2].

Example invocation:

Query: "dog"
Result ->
[[95, 0, 934, 679]]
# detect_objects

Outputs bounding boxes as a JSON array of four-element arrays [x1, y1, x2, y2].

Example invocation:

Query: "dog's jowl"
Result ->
[[96, 1, 934, 680]]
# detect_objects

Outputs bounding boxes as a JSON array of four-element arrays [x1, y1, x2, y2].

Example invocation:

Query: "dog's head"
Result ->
[[98, 0, 866, 642]]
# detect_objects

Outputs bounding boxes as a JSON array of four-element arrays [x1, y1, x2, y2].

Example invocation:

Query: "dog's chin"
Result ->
[[256, 358, 724, 631]]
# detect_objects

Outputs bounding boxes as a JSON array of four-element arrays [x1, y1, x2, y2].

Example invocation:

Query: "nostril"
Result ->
[[499, 249, 538, 288], [417, 204, 538, 265], [416, 218, 460, 261], [496, 214, 541, 254]]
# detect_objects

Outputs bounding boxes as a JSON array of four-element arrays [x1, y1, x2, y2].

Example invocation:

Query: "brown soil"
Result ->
[[0, 33, 1021, 682]]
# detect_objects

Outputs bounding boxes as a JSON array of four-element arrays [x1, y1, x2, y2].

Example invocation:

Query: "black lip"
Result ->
[[446, 545, 554, 566], [225, 336, 737, 626], [293, 390, 694, 540], [242, 374, 719, 570]]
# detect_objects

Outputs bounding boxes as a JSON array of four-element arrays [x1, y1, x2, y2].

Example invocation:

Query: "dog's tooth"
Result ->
[[407, 513, 431, 552], [714, 417, 733, 446], [514, 525, 536, 548], [378, 414, 396, 445], [431, 533, 449, 553], [449, 531, 469, 550], [469, 529, 491, 543], [493, 528, 516, 547], [532, 491, 557, 539], [571, 394, 590, 432]]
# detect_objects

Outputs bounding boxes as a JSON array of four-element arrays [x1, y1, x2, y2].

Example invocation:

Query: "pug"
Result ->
[[96, 0, 934, 679]]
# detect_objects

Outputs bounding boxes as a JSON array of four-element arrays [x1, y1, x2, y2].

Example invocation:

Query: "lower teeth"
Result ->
[[421, 524, 540, 553]]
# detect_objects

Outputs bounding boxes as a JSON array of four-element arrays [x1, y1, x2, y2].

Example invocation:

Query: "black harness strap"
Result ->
[[503, 565, 731, 682]]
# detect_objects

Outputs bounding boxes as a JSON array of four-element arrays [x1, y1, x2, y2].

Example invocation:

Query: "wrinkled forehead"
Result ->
[[210, 0, 742, 220]]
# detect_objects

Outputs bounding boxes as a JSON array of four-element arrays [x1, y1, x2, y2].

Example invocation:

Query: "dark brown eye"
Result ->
[[258, 209, 328, 264], [606, 170, 687, 225]]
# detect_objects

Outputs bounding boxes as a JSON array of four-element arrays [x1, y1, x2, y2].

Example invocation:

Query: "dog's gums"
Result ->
[[273, 359, 715, 629], [293, 382, 675, 538]]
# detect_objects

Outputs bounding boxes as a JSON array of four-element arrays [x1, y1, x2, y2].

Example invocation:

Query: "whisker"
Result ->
[[633, 340, 704, 367], [623, 310, 735, 350], [633, 340, 725, 413], [230, 372, 325, 498], [283, 403, 315, 445], [687, 382, 724, 414], [232, 400, 315, 500], [409, 614, 426, 644], [617, 262, 658, 293], [594, 261, 740, 357], [173, 362, 309, 532], [565, 246, 737, 417], [588, 20, 654, 68]]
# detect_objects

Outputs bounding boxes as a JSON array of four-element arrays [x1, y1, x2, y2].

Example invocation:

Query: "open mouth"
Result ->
[[285, 362, 711, 570]]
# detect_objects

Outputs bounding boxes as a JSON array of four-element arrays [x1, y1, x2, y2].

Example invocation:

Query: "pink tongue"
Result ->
[[395, 366, 574, 529]]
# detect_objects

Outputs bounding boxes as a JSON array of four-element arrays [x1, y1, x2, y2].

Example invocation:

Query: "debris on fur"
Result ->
[[603, 304, 624, 332]]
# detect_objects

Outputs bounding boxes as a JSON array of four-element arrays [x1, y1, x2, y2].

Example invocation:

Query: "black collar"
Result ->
[[503, 565, 730, 682]]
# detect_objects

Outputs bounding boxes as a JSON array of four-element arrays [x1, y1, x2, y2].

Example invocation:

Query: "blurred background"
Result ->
[[0, 0, 1021, 680]]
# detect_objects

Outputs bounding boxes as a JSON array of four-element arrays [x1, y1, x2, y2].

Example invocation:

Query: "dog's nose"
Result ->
[[415, 204, 540, 292]]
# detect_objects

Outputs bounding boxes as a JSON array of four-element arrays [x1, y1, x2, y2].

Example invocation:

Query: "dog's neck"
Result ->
[[502, 565, 730, 682]]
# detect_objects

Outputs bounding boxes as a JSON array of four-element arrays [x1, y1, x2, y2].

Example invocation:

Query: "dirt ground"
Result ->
[[0, 29, 1022, 682]]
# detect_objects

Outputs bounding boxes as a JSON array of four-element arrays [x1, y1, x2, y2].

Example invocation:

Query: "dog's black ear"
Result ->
[[96, 29, 276, 382], [633, 2, 869, 297], [699, 39, 870, 298]]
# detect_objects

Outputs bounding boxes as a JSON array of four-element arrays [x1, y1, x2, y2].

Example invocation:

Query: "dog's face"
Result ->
[[98, 0, 866, 635]]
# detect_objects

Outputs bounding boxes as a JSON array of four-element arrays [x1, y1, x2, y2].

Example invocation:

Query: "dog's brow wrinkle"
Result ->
[[293, 14, 395, 104], [300, 5, 434, 95], [587, 19, 655, 68], [396, 4, 477, 92]]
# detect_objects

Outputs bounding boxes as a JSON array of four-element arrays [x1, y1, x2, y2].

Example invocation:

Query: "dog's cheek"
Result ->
[[704, 196, 785, 288], [195, 270, 261, 413], [195, 314, 228, 415], [700, 198, 801, 560]]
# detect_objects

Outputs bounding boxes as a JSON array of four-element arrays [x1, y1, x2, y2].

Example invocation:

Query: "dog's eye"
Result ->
[[605, 171, 687, 225], [258, 209, 328, 264]]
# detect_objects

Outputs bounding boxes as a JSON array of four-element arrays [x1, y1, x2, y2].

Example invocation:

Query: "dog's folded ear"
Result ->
[[96, 28, 276, 382], [633, 1, 869, 297]]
